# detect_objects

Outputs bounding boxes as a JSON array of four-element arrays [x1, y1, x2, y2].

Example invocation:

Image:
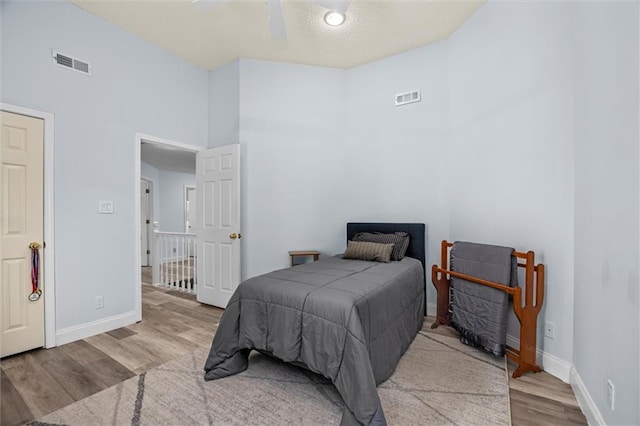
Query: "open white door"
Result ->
[[196, 144, 241, 308]]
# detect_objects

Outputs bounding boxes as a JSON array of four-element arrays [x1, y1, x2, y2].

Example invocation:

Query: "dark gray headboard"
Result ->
[[346, 222, 426, 270]]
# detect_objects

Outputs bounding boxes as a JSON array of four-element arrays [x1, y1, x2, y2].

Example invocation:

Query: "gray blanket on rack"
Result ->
[[449, 241, 517, 356]]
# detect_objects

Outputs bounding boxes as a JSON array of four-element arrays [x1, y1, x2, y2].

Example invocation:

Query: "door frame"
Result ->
[[183, 185, 196, 233], [140, 176, 155, 267], [1, 102, 56, 349], [134, 133, 202, 321]]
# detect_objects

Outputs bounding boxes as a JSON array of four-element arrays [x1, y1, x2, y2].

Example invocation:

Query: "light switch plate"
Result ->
[[98, 200, 114, 214]]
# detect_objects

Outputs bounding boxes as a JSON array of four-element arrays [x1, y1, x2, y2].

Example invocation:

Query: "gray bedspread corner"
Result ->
[[449, 241, 517, 357], [202, 256, 424, 425], [203, 296, 249, 381]]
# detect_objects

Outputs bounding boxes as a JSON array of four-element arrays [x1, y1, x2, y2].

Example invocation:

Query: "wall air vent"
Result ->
[[395, 90, 421, 107], [52, 50, 92, 76]]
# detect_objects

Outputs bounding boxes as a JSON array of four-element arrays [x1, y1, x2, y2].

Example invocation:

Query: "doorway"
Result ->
[[134, 133, 202, 321]]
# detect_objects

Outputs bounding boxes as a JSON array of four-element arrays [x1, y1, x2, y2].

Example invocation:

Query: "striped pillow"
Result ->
[[342, 241, 394, 263], [352, 232, 410, 261]]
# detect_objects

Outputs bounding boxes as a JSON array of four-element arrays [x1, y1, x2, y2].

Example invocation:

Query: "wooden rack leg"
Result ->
[[511, 258, 545, 378], [512, 309, 543, 377], [431, 265, 450, 329], [431, 241, 452, 329]]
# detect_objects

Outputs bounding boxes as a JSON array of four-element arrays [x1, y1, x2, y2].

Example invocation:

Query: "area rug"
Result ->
[[33, 332, 511, 425]]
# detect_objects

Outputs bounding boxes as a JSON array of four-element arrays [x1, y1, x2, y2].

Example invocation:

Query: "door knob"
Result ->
[[229, 233, 237, 240]]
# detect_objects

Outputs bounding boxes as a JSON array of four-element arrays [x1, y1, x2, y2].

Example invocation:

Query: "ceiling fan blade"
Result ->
[[312, 0, 349, 15], [267, 0, 287, 42]]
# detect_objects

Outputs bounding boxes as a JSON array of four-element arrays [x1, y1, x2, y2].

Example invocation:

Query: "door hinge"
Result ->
[[146, 250, 150, 255], [145, 189, 150, 194], [146, 219, 150, 224]]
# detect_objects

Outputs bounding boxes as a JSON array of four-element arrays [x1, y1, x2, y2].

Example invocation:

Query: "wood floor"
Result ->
[[1, 269, 586, 425], [420, 320, 587, 425]]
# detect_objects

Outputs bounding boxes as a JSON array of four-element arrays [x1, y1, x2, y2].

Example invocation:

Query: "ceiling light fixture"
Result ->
[[324, 10, 345, 26]]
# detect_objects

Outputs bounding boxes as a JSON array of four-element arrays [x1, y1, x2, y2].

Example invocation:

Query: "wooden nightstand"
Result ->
[[288, 250, 320, 267]]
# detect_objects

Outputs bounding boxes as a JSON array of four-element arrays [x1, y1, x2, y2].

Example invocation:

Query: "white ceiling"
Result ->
[[141, 142, 197, 174], [70, 0, 485, 70]]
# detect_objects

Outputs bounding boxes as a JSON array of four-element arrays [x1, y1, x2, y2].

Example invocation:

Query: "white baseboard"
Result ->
[[426, 302, 437, 317], [571, 367, 605, 425], [55, 311, 138, 346], [540, 348, 572, 383], [505, 334, 572, 383]]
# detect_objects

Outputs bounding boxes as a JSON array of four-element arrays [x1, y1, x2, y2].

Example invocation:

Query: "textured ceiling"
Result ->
[[70, 0, 484, 70]]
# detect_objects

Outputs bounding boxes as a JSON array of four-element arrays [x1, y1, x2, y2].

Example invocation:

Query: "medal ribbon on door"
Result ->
[[29, 242, 42, 302]]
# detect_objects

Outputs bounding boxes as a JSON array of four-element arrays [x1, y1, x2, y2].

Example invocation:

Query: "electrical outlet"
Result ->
[[95, 295, 104, 309], [544, 322, 556, 340], [607, 379, 615, 411]]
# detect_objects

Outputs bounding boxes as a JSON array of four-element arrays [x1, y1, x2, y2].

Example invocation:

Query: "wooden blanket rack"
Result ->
[[431, 240, 545, 378]]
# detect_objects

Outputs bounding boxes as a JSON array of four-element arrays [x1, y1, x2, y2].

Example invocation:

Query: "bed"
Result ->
[[203, 222, 426, 425]]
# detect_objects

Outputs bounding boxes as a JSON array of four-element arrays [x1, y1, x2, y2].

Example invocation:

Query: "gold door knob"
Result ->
[[229, 233, 238, 240], [29, 242, 41, 250]]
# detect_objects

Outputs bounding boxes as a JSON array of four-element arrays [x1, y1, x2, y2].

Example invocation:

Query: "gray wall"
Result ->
[[209, 60, 239, 147], [572, 2, 639, 425], [237, 59, 347, 278], [158, 170, 196, 233], [344, 41, 450, 308], [1, 2, 209, 331], [141, 162, 195, 233], [447, 0, 576, 376]]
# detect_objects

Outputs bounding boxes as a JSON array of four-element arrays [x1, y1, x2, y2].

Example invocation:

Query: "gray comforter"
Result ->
[[449, 241, 517, 356], [203, 256, 425, 425]]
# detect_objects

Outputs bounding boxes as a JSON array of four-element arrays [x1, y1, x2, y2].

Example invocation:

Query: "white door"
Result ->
[[0, 111, 45, 357], [140, 179, 151, 267], [196, 144, 241, 308]]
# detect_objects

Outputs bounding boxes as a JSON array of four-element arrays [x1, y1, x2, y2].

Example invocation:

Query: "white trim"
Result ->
[[1, 102, 56, 349], [140, 175, 156, 232], [135, 133, 203, 322], [140, 176, 154, 267], [184, 184, 196, 233], [506, 334, 572, 383], [55, 311, 138, 346], [137, 132, 203, 153], [426, 302, 437, 317], [571, 367, 605, 426], [540, 348, 572, 383]]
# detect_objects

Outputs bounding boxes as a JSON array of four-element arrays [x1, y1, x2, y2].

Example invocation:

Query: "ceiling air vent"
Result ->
[[52, 50, 92, 76], [395, 90, 421, 107]]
